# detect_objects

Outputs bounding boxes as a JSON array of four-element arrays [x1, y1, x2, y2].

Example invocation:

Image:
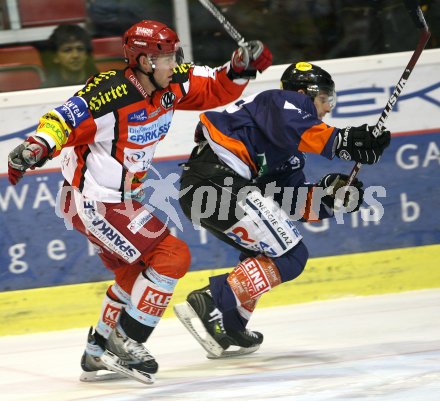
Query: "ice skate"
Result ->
[[100, 326, 158, 385], [207, 327, 263, 359], [174, 286, 263, 359], [79, 327, 125, 382]]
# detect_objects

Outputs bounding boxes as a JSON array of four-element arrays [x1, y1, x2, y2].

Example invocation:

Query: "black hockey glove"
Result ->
[[335, 124, 391, 164], [319, 173, 364, 212], [8, 136, 54, 185]]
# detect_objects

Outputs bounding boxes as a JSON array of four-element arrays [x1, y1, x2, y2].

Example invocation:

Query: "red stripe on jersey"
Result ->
[[298, 122, 334, 154], [71, 145, 89, 189]]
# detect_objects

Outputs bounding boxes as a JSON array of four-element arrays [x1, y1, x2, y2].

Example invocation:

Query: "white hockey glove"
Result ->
[[8, 136, 54, 185], [230, 40, 272, 79]]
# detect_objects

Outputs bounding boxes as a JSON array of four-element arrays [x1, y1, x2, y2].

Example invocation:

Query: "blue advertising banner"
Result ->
[[1, 130, 439, 291]]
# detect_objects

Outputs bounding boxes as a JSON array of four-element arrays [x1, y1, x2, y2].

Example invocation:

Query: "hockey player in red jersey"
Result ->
[[6, 20, 272, 384], [175, 62, 391, 358]]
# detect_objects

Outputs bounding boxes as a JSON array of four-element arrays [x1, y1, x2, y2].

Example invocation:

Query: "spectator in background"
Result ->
[[41, 24, 98, 88], [86, 0, 173, 37], [327, 0, 421, 59], [423, 0, 440, 49], [189, 0, 237, 66]]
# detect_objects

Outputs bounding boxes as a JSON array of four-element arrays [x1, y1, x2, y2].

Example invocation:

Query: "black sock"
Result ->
[[119, 309, 154, 343]]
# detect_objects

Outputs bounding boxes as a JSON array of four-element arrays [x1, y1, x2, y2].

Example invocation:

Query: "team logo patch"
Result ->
[[160, 91, 176, 109], [128, 109, 148, 122], [135, 27, 153, 36], [338, 150, 352, 160], [137, 286, 172, 317], [286, 155, 301, 169], [125, 150, 146, 164], [127, 123, 170, 145], [124, 149, 151, 171], [82, 200, 98, 221], [237, 258, 271, 298], [80, 202, 140, 263], [127, 209, 153, 234], [77, 71, 116, 96], [133, 40, 147, 47], [127, 111, 172, 145], [88, 84, 129, 111], [102, 304, 121, 328], [55, 96, 89, 128], [295, 62, 312, 71], [225, 224, 277, 256]]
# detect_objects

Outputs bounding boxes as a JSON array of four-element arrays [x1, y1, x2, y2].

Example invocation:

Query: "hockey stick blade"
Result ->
[[197, 0, 245, 45]]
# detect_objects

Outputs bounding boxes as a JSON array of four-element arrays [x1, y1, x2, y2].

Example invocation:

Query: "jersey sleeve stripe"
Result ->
[[298, 123, 335, 154], [200, 113, 257, 175], [72, 146, 90, 191], [179, 82, 188, 97], [119, 167, 127, 201]]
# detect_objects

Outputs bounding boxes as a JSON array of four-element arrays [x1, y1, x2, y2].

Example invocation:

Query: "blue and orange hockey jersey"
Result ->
[[199, 89, 338, 181]]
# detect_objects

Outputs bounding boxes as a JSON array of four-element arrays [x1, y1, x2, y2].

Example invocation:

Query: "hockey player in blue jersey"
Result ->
[[174, 61, 391, 358]]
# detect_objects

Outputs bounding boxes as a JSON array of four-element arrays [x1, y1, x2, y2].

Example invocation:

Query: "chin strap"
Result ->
[[135, 59, 165, 92], [147, 72, 165, 91]]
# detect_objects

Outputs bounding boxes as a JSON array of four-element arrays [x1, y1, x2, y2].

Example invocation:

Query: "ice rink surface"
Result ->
[[1, 289, 439, 401]]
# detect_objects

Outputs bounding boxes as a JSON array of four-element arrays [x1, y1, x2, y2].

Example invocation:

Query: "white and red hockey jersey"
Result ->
[[36, 64, 247, 202]]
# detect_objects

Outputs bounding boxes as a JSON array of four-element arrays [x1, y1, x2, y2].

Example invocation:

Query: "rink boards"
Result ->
[[1, 243, 440, 335]]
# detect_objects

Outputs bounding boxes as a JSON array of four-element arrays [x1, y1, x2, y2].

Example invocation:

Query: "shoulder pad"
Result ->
[[171, 63, 193, 84], [76, 70, 143, 116], [76, 71, 121, 97]]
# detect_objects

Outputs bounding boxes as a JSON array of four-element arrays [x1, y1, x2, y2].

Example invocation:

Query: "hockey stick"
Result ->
[[343, 0, 431, 189], [197, 0, 245, 45]]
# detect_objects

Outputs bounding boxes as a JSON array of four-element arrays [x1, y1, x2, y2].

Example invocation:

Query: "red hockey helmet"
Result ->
[[123, 20, 182, 67]]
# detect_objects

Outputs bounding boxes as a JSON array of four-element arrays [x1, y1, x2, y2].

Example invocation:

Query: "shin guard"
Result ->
[[96, 284, 129, 339], [125, 267, 178, 332], [227, 255, 282, 307]]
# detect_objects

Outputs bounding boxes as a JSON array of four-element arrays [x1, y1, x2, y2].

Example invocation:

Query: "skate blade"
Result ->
[[79, 369, 126, 382], [101, 351, 155, 385], [206, 344, 260, 359], [174, 302, 224, 358]]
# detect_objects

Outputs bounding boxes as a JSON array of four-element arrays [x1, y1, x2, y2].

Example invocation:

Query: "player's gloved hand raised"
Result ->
[[335, 124, 391, 164], [7, 136, 53, 185], [230, 40, 272, 79], [319, 173, 364, 212]]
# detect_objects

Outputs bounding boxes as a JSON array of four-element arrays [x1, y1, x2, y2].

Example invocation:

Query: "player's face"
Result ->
[[313, 91, 335, 119], [151, 53, 179, 87]]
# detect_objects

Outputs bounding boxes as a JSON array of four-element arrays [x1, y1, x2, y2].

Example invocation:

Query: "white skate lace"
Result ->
[[245, 329, 258, 339], [124, 340, 155, 362], [208, 308, 225, 331]]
